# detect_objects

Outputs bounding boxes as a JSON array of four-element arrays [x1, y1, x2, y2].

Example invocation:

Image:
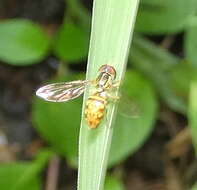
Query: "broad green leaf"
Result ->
[[32, 75, 83, 166], [109, 71, 158, 166], [0, 150, 51, 190], [185, 18, 197, 66], [104, 176, 125, 190], [53, 21, 89, 62], [136, 0, 196, 34], [0, 19, 50, 65], [188, 80, 197, 154]]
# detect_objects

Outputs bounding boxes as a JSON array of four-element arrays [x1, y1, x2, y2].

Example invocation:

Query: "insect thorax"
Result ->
[[96, 72, 114, 90]]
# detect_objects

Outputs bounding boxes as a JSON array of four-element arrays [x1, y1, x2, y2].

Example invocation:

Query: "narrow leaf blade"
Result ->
[[78, 0, 140, 190], [188, 80, 197, 154]]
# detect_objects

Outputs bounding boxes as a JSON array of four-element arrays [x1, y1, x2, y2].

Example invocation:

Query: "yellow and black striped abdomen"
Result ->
[[85, 94, 107, 129]]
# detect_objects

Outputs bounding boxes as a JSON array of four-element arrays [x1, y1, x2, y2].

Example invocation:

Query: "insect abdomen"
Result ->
[[85, 94, 107, 129]]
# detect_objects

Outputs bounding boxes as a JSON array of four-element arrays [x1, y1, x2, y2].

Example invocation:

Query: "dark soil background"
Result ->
[[0, 0, 196, 190]]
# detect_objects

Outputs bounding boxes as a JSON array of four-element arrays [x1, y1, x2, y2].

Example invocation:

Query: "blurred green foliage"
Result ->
[[188, 80, 197, 155], [0, 19, 50, 65], [185, 20, 197, 66], [32, 75, 83, 167], [53, 20, 89, 62], [1, 0, 197, 189], [110, 71, 158, 166], [136, 0, 197, 34], [104, 176, 125, 190], [192, 183, 197, 190], [0, 150, 52, 190], [0, 163, 41, 190]]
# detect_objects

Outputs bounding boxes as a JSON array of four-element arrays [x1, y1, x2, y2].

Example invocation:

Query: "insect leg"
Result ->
[[106, 92, 120, 103], [89, 79, 97, 86], [112, 81, 121, 88]]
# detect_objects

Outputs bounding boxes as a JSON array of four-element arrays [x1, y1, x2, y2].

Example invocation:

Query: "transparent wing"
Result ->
[[36, 80, 89, 102], [118, 94, 141, 118]]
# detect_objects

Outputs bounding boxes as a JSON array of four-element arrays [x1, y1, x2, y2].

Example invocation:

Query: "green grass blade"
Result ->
[[188, 80, 197, 154], [78, 0, 140, 190], [130, 35, 187, 113]]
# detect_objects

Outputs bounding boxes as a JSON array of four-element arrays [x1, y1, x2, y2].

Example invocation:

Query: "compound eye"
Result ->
[[99, 65, 116, 79]]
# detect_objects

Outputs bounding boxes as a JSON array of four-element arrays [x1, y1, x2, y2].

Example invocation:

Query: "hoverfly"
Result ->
[[36, 65, 120, 129]]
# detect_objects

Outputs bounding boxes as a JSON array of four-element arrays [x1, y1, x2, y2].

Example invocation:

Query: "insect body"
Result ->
[[85, 92, 107, 128], [36, 65, 119, 129], [84, 65, 118, 128]]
